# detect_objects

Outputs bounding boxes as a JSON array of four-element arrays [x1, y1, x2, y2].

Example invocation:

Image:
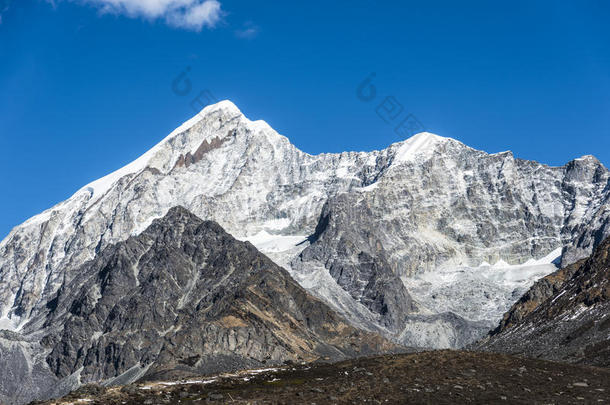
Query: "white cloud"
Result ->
[[235, 21, 259, 39], [76, 0, 223, 30]]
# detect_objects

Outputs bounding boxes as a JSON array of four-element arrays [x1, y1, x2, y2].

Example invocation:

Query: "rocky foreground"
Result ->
[[32, 351, 610, 405]]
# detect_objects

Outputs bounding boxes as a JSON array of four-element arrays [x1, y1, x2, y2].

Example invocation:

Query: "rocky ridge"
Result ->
[[0, 207, 398, 405], [476, 237, 610, 366]]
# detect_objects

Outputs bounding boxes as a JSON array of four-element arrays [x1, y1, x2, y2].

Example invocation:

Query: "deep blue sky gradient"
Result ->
[[1, 0, 609, 238]]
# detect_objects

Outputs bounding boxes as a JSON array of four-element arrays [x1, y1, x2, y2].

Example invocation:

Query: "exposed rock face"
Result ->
[[0, 331, 63, 405], [0, 207, 397, 405], [561, 190, 610, 267], [476, 237, 610, 367], [0, 100, 609, 351], [292, 141, 610, 343], [294, 194, 418, 333]]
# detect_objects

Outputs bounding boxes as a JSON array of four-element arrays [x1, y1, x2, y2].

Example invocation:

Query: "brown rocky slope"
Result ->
[[475, 237, 610, 366], [22, 206, 400, 403], [31, 350, 610, 405]]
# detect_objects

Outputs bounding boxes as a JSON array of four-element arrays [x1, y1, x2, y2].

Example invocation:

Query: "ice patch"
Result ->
[[245, 367, 279, 374], [359, 182, 379, 192], [0, 315, 22, 332], [550, 290, 566, 304], [237, 231, 308, 269], [240, 231, 306, 254], [403, 249, 561, 324], [521, 247, 563, 266]]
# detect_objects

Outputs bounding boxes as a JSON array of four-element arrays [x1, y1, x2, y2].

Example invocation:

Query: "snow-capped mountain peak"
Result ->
[[1, 99, 609, 353], [391, 131, 448, 164], [65, 100, 292, 213]]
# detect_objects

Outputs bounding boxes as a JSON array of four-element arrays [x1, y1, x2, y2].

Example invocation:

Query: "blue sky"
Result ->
[[1, 0, 609, 238]]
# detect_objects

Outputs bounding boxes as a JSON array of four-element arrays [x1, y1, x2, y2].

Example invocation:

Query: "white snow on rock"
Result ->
[[79, 100, 243, 205], [403, 250, 561, 326], [0, 315, 22, 332], [392, 132, 447, 164], [0, 99, 608, 354]]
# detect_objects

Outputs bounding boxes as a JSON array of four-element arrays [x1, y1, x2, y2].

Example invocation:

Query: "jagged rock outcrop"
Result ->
[[294, 194, 418, 332], [561, 190, 610, 267], [0, 207, 398, 405], [476, 237, 610, 367]]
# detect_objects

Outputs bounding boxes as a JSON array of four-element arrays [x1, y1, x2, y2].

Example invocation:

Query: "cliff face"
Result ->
[[0, 207, 398, 405], [476, 237, 610, 367]]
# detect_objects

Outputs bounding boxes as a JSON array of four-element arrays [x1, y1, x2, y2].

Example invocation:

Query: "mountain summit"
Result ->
[[1, 99, 609, 353], [1, 207, 398, 404]]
